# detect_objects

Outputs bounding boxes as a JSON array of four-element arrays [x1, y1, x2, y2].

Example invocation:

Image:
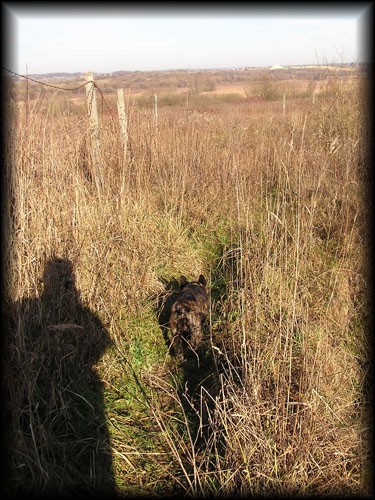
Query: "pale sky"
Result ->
[[3, 4, 372, 75]]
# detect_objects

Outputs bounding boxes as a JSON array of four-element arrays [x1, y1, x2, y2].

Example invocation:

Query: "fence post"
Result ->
[[85, 72, 102, 191], [153, 94, 158, 128], [282, 92, 286, 116], [117, 88, 128, 164]]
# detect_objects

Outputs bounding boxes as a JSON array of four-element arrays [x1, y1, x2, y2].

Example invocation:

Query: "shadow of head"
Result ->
[[40, 257, 112, 364], [41, 257, 78, 323]]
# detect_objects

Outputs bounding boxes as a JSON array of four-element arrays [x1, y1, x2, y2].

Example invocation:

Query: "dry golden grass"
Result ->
[[3, 73, 371, 497]]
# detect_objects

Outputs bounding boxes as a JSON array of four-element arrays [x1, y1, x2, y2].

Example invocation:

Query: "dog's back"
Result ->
[[170, 275, 209, 355]]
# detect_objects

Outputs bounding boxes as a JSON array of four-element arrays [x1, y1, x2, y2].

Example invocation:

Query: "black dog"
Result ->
[[169, 275, 209, 357]]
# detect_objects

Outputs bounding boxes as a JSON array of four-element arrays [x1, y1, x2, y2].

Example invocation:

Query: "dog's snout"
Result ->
[[176, 305, 190, 316]]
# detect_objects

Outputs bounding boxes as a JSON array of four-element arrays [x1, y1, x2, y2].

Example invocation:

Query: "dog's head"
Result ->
[[180, 274, 207, 290]]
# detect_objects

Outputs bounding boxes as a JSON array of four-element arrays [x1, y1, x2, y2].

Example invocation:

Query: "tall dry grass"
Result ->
[[3, 74, 371, 496]]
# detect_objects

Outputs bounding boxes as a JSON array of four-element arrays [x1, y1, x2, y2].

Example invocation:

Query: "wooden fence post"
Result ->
[[117, 88, 128, 164], [282, 92, 286, 116], [85, 72, 102, 191]]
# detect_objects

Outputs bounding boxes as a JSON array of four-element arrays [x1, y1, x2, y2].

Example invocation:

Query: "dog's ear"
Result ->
[[198, 274, 207, 287], [180, 276, 188, 288]]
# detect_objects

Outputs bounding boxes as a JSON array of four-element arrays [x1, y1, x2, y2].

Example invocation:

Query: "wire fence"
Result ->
[[2, 66, 108, 112]]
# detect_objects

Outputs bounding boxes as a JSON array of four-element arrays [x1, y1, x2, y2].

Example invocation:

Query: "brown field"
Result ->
[[200, 79, 331, 97], [3, 66, 372, 497]]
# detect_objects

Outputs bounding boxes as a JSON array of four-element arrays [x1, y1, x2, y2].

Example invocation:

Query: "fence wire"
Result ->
[[2, 66, 108, 111]]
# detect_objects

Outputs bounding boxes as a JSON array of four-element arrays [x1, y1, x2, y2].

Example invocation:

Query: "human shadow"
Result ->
[[3, 258, 117, 498]]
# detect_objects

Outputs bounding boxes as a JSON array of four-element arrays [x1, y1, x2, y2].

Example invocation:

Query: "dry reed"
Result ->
[[3, 74, 371, 497]]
